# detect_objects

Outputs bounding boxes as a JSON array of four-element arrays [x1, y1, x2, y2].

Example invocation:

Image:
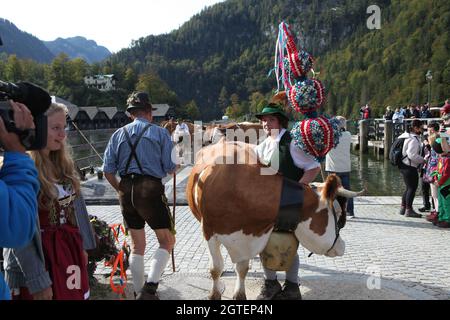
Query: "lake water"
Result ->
[[349, 149, 405, 196], [68, 129, 409, 197]]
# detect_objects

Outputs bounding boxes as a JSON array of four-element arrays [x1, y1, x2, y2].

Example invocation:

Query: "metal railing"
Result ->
[[366, 118, 442, 141]]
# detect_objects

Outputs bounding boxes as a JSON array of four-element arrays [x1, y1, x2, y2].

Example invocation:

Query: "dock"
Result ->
[[352, 118, 440, 158]]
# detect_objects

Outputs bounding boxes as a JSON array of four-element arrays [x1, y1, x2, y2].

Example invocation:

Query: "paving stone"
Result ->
[[87, 199, 450, 300]]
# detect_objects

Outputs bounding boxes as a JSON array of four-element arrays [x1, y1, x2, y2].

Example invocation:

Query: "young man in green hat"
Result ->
[[254, 103, 321, 300]]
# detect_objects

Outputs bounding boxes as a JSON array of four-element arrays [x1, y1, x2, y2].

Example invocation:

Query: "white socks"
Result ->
[[129, 254, 145, 293], [263, 267, 277, 281], [285, 254, 300, 284], [147, 248, 171, 284]]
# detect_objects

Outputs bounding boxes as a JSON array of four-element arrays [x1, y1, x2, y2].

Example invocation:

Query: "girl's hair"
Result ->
[[30, 103, 80, 203]]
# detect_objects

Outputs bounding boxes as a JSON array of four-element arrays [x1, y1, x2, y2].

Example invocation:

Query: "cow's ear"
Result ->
[[323, 174, 340, 200]]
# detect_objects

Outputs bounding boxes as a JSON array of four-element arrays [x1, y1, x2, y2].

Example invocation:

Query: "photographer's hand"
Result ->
[[0, 101, 34, 153], [12, 100, 35, 130]]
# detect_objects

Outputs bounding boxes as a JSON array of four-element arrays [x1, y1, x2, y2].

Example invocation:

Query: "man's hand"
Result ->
[[32, 286, 53, 300], [104, 172, 120, 192], [299, 167, 321, 185], [0, 101, 34, 153]]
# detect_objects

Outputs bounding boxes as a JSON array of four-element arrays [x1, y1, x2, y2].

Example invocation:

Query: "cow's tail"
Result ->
[[186, 171, 203, 222]]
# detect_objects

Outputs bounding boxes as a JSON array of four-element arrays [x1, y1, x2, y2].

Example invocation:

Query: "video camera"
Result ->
[[0, 80, 51, 150]]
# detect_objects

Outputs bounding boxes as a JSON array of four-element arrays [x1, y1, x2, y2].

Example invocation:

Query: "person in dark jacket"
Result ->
[[383, 106, 394, 120], [420, 104, 432, 119]]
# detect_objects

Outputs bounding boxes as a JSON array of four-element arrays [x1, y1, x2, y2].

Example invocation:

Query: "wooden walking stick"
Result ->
[[320, 162, 327, 182], [171, 171, 176, 272]]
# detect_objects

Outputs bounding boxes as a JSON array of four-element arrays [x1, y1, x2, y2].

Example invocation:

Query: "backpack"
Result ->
[[389, 137, 407, 166]]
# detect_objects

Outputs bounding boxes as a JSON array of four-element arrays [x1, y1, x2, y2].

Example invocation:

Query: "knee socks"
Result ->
[[285, 254, 300, 284], [129, 253, 145, 293], [147, 248, 170, 284]]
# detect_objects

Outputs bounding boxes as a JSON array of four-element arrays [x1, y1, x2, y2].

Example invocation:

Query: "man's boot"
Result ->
[[405, 208, 422, 218], [399, 206, 406, 215], [274, 280, 302, 300], [256, 279, 282, 300], [136, 282, 159, 300]]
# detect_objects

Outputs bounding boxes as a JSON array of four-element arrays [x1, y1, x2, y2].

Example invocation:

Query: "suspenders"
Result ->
[[123, 123, 152, 175]]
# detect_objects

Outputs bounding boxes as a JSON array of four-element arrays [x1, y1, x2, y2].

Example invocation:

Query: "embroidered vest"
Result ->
[[270, 131, 304, 181]]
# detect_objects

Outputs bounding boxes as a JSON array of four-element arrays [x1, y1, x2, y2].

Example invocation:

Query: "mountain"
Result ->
[[44, 36, 111, 63], [0, 18, 54, 63], [319, 0, 450, 116], [107, 0, 449, 120]]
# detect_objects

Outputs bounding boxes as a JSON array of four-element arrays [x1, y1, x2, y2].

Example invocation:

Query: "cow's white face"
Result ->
[[294, 197, 346, 257]]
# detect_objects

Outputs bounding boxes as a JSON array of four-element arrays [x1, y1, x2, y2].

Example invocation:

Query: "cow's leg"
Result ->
[[233, 260, 249, 300], [207, 237, 224, 300]]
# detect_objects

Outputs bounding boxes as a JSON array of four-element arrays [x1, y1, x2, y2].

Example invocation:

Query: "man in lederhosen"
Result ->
[[103, 92, 176, 300]]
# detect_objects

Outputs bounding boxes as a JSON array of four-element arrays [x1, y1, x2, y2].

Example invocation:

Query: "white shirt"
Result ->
[[255, 128, 320, 171], [55, 183, 73, 225], [398, 132, 424, 168], [175, 123, 190, 135], [325, 131, 352, 173], [392, 112, 404, 123]]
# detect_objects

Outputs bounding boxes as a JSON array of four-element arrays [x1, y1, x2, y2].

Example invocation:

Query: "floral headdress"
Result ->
[[273, 22, 340, 162]]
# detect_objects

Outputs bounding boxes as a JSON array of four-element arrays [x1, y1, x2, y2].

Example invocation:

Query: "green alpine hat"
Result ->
[[255, 104, 288, 120]]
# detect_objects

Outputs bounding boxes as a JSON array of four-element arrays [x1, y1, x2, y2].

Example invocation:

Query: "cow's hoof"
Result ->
[[208, 291, 222, 300], [233, 292, 247, 300]]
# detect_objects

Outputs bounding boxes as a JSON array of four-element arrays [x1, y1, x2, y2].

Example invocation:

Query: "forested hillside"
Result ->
[[0, 0, 448, 120], [109, 0, 393, 119], [0, 19, 54, 63]]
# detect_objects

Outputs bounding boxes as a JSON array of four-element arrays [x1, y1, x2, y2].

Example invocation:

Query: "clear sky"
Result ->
[[1, 0, 225, 53]]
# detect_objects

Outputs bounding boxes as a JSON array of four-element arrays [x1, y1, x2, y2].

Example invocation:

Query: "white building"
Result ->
[[84, 74, 117, 91]]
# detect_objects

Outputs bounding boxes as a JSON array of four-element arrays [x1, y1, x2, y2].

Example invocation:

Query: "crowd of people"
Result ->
[[359, 101, 446, 123], [395, 101, 450, 228], [384, 103, 437, 123]]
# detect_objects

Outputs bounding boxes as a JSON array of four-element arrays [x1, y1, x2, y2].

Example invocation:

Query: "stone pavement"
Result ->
[[88, 198, 450, 300]]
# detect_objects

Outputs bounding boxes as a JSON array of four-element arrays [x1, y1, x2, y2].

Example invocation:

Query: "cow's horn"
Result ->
[[310, 182, 325, 188], [336, 187, 366, 198]]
